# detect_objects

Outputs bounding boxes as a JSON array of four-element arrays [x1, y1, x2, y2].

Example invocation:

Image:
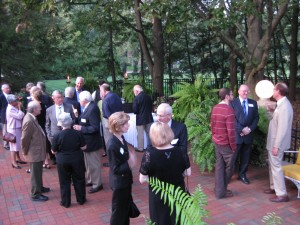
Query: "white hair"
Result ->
[[79, 91, 93, 103], [157, 103, 172, 115], [65, 87, 75, 98], [1, 84, 9, 91]]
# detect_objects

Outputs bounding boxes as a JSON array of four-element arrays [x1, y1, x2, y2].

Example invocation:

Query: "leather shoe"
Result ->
[[4, 146, 10, 150], [89, 185, 103, 193], [16, 160, 27, 164], [224, 191, 234, 198], [238, 176, 250, 184], [78, 199, 86, 205], [60, 201, 70, 208], [102, 153, 107, 157], [86, 183, 93, 187], [269, 195, 289, 203], [41, 187, 50, 193], [264, 189, 275, 194], [32, 194, 49, 202]]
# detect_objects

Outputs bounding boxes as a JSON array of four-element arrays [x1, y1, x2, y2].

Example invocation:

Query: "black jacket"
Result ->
[[133, 92, 153, 126]]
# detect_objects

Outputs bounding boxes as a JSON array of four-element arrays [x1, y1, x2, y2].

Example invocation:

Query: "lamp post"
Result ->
[[66, 75, 71, 86]]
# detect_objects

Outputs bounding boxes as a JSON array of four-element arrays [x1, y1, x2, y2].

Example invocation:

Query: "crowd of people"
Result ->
[[0, 78, 294, 224]]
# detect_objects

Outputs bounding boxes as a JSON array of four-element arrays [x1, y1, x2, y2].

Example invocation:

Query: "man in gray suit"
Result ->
[[45, 90, 75, 146], [264, 82, 293, 203], [22, 101, 49, 201]]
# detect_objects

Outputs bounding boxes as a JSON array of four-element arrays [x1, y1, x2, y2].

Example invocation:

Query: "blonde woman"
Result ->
[[108, 112, 137, 225], [139, 122, 191, 225]]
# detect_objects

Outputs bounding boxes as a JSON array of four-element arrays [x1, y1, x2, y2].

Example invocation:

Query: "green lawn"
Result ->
[[44, 79, 74, 94]]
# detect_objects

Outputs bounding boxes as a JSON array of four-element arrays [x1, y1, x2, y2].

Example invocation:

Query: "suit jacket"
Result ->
[[64, 97, 81, 117], [45, 103, 74, 143], [231, 98, 259, 144], [71, 88, 84, 102], [21, 113, 46, 162], [171, 120, 188, 154], [78, 102, 101, 152], [0, 94, 8, 123], [133, 92, 154, 125], [107, 135, 133, 189], [6, 104, 25, 130], [266, 97, 293, 151]]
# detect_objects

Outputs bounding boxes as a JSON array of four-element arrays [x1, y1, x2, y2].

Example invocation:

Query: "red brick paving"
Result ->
[[0, 145, 299, 225]]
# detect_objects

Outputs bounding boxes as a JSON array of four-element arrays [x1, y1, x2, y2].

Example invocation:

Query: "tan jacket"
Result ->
[[21, 113, 46, 162], [266, 97, 293, 151]]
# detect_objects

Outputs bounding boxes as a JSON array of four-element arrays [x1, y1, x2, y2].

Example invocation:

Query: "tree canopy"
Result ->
[[1, 0, 299, 98]]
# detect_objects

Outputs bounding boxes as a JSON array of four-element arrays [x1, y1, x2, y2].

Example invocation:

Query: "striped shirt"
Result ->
[[210, 103, 237, 151]]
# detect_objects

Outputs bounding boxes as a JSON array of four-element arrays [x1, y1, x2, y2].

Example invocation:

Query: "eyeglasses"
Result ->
[[157, 114, 170, 118]]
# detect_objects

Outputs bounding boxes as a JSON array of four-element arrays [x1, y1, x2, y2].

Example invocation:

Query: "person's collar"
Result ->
[[28, 112, 36, 118], [168, 119, 172, 127], [277, 96, 286, 106], [239, 96, 247, 103], [84, 102, 90, 109]]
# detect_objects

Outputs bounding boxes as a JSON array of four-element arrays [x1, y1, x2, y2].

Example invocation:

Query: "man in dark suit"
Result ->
[[45, 90, 75, 146], [64, 87, 81, 117], [21, 101, 50, 202], [73, 91, 103, 194], [231, 84, 259, 185], [132, 85, 153, 152], [0, 84, 11, 150], [156, 103, 188, 154], [72, 76, 85, 103], [100, 83, 123, 147]]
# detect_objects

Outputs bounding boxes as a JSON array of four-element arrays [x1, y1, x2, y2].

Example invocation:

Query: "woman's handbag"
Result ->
[[129, 201, 140, 218], [3, 132, 16, 143]]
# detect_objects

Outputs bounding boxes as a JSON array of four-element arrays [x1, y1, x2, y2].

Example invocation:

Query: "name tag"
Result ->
[[120, 147, 124, 155], [248, 104, 254, 107], [81, 118, 86, 123], [171, 139, 179, 145]]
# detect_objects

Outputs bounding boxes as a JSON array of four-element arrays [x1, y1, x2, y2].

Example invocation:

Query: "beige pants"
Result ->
[[136, 123, 152, 150], [268, 149, 287, 196], [84, 150, 102, 188], [102, 118, 113, 147]]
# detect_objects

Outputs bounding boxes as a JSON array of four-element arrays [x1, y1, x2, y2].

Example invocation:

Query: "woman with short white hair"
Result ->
[[6, 94, 25, 168]]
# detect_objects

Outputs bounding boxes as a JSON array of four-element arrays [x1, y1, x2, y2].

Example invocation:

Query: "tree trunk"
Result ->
[[152, 17, 164, 96], [288, 0, 299, 100], [228, 27, 238, 92], [184, 28, 194, 82], [108, 10, 116, 87]]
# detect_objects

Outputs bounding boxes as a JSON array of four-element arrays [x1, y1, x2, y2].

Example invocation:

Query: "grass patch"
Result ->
[[44, 79, 74, 94]]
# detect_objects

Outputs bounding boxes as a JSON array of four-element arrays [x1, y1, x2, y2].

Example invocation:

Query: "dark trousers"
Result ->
[[30, 161, 43, 197], [236, 143, 252, 177], [214, 144, 235, 198], [110, 186, 131, 225], [57, 161, 86, 206]]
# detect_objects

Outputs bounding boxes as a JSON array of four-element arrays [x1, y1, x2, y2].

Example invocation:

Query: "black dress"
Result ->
[[139, 146, 190, 225], [107, 135, 133, 225], [52, 129, 86, 207]]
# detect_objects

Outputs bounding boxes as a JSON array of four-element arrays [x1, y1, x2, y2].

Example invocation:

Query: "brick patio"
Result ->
[[0, 145, 299, 225]]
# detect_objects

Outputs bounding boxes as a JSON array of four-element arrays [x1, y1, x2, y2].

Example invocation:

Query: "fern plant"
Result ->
[[171, 76, 217, 122], [186, 96, 218, 172], [146, 177, 208, 225]]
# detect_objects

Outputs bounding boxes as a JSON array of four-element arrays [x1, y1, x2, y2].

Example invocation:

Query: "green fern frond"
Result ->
[[147, 177, 208, 225]]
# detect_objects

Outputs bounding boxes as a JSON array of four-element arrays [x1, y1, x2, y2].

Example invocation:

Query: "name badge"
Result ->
[[171, 139, 179, 145], [248, 104, 254, 107], [81, 118, 86, 123], [120, 147, 124, 155]]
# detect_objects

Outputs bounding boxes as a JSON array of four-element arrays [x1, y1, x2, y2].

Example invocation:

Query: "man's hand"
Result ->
[[242, 127, 251, 136], [272, 147, 278, 156], [73, 125, 82, 131]]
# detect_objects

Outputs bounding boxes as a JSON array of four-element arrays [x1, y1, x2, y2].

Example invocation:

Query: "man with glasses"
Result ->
[[231, 84, 259, 185], [156, 103, 188, 155]]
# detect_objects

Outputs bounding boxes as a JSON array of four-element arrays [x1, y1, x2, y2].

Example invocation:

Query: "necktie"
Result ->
[[57, 106, 62, 119], [242, 100, 247, 116]]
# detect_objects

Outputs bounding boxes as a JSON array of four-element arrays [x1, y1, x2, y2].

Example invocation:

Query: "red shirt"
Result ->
[[210, 103, 236, 151]]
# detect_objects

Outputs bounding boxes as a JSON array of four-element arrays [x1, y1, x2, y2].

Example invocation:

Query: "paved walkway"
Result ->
[[0, 145, 299, 225]]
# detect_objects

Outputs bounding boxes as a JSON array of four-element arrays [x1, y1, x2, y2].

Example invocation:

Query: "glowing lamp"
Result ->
[[255, 80, 274, 99]]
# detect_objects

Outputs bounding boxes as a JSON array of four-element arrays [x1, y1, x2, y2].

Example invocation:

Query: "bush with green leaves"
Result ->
[[171, 76, 218, 122], [122, 79, 152, 103], [185, 97, 218, 172], [145, 177, 208, 225]]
